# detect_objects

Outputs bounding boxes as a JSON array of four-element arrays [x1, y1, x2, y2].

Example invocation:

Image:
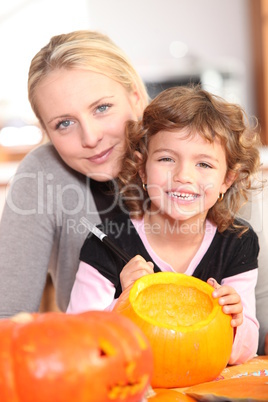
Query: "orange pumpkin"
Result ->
[[0, 310, 153, 402], [114, 272, 233, 388], [147, 388, 196, 401]]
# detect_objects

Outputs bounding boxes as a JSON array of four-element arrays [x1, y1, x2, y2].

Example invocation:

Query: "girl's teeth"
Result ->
[[168, 192, 197, 200]]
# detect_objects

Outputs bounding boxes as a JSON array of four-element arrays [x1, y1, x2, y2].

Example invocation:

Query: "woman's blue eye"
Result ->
[[56, 120, 72, 129], [96, 104, 111, 113]]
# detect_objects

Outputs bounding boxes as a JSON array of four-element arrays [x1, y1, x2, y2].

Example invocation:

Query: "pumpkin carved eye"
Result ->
[[99, 348, 108, 356], [98, 339, 117, 356], [114, 272, 233, 388]]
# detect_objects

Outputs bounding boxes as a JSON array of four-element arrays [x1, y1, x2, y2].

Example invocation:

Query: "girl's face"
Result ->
[[141, 129, 233, 223], [35, 68, 143, 180]]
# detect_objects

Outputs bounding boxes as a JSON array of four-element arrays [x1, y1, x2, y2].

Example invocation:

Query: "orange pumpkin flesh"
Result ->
[[0, 311, 153, 402], [114, 272, 233, 388], [186, 375, 268, 400], [148, 388, 196, 401]]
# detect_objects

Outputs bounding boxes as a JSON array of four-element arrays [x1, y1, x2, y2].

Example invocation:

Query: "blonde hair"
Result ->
[[119, 85, 262, 233], [28, 30, 149, 124]]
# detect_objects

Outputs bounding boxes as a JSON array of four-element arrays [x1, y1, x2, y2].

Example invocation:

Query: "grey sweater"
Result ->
[[0, 143, 101, 316]]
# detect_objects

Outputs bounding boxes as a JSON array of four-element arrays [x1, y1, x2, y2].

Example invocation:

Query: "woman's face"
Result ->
[[35, 68, 143, 180]]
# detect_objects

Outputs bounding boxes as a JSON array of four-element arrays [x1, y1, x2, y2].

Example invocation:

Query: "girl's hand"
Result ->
[[120, 255, 154, 292], [207, 277, 243, 328]]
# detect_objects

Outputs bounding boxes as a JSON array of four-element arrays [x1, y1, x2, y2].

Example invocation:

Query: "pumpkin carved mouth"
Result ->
[[108, 373, 149, 400], [97, 338, 150, 399]]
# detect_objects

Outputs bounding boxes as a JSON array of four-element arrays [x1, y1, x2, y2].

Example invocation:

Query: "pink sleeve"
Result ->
[[66, 261, 116, 313], [222, 269, 259, 364]]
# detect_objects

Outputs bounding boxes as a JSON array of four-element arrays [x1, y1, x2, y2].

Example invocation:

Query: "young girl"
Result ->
[[68, 85, 262, 364]]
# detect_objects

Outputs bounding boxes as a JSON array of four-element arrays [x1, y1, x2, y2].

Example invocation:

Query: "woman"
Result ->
[[0, 30, 149, 316]]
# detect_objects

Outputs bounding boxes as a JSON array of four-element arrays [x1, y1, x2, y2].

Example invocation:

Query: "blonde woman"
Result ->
[[0, 30, 148, 316]]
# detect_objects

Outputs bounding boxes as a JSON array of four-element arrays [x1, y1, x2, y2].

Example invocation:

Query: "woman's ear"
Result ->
[[130, 86, 145, 119], [134, 151, 146, 183]]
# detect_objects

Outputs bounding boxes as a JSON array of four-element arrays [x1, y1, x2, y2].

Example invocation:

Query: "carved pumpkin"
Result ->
[[114, 272, 233, 388], [0, 310, 153, 402]]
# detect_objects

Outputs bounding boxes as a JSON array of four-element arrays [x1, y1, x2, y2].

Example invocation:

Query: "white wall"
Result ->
[[0, 0, 91, 124], [0, 0, 256, 126], [87, 0, 255, 114]]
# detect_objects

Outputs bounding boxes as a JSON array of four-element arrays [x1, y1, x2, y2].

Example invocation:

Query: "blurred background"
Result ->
[[0, 0, 268, 199]]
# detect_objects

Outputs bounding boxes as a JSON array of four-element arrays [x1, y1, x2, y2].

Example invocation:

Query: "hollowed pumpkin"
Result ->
[[114, 272, 233, 388], [0, 310, 153, 402]]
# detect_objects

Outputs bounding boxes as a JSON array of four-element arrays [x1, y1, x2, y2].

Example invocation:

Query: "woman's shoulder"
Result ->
[[19, 142, 65, 170], [16, 143, 86, 185]]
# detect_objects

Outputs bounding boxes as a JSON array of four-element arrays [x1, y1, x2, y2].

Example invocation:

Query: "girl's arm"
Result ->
[[67, 262, 116, 313], [208, 269, 259, 364], [67, 255, 154, 313]]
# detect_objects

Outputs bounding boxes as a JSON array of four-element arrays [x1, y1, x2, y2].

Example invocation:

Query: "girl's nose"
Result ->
[[81, 121, 103, 148], [173, 163, 193, 183]]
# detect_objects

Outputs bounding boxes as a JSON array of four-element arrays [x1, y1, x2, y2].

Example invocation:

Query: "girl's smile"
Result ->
[[167, 189, 200, 203]]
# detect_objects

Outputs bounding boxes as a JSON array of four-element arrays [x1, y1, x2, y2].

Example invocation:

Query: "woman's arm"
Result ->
[[0, 153, 55, 317], [0, 143, 100, 315]]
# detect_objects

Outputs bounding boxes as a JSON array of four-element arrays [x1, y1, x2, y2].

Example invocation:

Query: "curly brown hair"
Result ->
[[118, 85, 262, 233]]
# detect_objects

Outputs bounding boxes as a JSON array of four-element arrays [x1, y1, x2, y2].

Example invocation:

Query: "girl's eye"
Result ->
[[95, 103, 112, 114], [197, 162, 212, 169], [55, 120, 73, 130], [159, 157, 174, 162]]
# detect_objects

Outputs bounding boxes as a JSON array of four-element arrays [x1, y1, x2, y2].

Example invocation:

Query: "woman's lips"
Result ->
[[87, 147, 113, 164]]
